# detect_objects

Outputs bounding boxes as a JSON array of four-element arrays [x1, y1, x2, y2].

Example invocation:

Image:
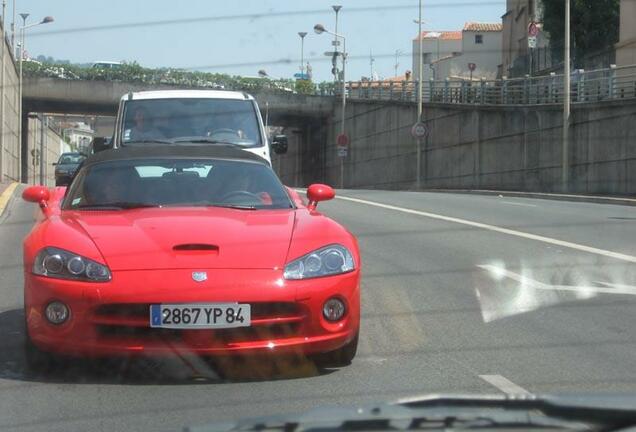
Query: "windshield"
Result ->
[[57, 154, 85, 164], [7, 1, 636, 432], [121, 98, 262, 147], [63, 158, 292, 210]]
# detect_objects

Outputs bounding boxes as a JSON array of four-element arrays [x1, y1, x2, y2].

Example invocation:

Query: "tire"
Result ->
[[23, 322, 60, 375], [313, 332, 359, 368]]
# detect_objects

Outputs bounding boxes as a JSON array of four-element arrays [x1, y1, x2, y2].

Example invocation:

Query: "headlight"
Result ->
[[33, 247, 111, 282], [284, 244, 355, 280]]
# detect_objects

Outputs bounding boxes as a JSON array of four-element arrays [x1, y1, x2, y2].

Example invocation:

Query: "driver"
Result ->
[[129, 106, 164, 141]]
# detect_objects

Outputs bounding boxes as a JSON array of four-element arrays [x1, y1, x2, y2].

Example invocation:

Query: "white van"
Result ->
[[102, 90, 287, 164]]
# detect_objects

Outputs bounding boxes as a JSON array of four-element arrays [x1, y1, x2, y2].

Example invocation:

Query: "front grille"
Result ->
[[91, 302, 304, 345]]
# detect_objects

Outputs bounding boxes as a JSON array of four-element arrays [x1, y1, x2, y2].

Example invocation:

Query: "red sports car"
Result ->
[[21, 145, 360, 370]]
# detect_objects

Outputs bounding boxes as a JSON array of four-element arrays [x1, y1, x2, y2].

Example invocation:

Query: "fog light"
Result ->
[[322, 298, 346, 322], [45, 301, 69, 324]]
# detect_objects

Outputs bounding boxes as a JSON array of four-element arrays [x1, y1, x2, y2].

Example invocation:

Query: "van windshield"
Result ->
[[121, 98, 262, 148]]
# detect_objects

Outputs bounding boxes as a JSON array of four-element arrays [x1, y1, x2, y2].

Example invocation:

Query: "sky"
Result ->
[[20, 0, 505, 82]]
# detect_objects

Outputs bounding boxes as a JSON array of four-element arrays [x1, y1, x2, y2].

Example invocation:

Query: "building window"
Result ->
[[475, 34, 483, 44]]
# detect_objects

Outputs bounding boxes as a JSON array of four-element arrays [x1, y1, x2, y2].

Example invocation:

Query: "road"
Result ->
[[1, 187, 635, 431]]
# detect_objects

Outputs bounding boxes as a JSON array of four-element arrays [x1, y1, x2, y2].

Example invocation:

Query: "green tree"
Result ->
[[542, 0, 620, 67]]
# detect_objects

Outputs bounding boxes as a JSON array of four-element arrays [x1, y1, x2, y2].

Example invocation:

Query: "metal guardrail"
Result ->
[[343, 64, 636, 105]]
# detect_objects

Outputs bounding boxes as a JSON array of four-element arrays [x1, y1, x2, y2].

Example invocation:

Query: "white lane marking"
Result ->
[[500, 201, 537, 207], [478, 264, 636, 295], [479, 374, 532, 395], [335, 194, 636, 264], [0, 182, 19, 216]]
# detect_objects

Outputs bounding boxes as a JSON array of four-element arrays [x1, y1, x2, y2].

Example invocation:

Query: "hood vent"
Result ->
[[173, 244, 219, 252]]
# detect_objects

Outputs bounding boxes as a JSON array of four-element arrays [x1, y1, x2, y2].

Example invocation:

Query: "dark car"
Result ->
[[53, 152, 86, 186]]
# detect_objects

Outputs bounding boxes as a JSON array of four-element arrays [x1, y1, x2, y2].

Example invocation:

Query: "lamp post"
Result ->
[[331, 5, 342, 83], [18, 14, 54, 182], [298, 31, 307, 79], [315, 23, 346, 189], [562, 0, 570, 193], [413, 0, 424, 190]]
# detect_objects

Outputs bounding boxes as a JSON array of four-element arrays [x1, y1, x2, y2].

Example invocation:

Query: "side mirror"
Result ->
[[271, 134, 288, 155], [91, 136, 112, 153], [306, 184, 335, 211], [22, 185, 50, 206]]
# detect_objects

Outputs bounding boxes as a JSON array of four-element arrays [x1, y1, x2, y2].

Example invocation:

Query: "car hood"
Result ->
[[66, 207, 296, 271], [56, 163, 80, 171]]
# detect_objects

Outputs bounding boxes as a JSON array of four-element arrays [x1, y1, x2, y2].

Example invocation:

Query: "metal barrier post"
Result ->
[[524, 74, 530, 104], [608, 64, 616, 99], [501, 76, 508, 104], [444, 78, 450, 103], [549, 72, 556, 103], [480, 78, 486, 104], [575, 69, 584, 102], [429, 78, 434, 102]]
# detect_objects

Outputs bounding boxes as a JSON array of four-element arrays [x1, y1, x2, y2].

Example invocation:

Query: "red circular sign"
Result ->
[[528, 22, 539, 37], [337, 133, 349, 147], [468, 62, 477, 72]]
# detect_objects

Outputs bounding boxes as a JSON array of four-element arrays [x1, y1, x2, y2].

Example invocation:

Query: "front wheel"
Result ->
[[313, 332, 359, 368], [24, 324, 61, 375]]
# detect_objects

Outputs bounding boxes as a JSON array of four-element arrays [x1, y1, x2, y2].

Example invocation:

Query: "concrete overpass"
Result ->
[[21, 77, 336, 185], [22, 77, 334, 126]]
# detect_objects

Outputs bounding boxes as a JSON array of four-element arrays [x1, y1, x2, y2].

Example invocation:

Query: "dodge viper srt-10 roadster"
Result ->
[[22, 145, 360, 370]]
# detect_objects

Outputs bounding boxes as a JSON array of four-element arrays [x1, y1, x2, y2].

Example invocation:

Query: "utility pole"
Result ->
[[39, 113, 45, 184], [417, 0, 423, 122], [394, 49, 402, 78], [562, 0, 570, 192], [369, 49, 375, 80], [332, 5, 342, 83], [298, 32, 307, 78]]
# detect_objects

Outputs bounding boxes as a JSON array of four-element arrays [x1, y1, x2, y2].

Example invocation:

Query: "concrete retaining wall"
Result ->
[[25, 118, 64, 186], [0, 29, 20, 183], [298, 99, 636, 195]]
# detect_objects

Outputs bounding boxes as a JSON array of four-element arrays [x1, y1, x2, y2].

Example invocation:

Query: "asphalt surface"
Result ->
[[1, 187, 635, 432]]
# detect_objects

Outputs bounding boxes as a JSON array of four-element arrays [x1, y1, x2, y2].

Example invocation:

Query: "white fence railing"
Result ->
[[343, 64, 636, 105]]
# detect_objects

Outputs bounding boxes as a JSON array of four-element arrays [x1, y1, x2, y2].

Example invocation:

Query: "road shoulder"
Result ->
[[0, 182, 19, 219]]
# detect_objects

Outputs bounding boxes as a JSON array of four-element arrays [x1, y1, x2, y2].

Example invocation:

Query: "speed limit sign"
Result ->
[[411, 122, 427, 139]]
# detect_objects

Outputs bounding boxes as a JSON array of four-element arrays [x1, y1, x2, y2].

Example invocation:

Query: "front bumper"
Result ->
[[25, 268, 360, 358]]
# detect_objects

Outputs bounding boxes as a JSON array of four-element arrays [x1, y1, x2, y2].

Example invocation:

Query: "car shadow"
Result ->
[[0, 308, 336, 385]]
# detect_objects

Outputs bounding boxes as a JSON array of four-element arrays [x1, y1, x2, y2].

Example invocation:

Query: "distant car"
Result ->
[[53, 152, 86, 186], [91, 61, 123, 70], [21, 145, 360, 370], [110, 90, 288, 163]]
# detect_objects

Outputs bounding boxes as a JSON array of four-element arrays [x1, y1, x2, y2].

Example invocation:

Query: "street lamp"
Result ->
[[18, 13, 54, 182], [562, 0, 570, 192], [331, 5, 342, 83], [315, 23, 347, 189], [298, 32, 307, 79]]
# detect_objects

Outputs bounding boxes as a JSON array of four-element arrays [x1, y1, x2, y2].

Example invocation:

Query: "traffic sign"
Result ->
[[294, 73, 309, 79], [337, 147, 348, 158], [337, 133, 349, 147], [528, 22, 539, 37], [528, 36, 537, 49], [324, 51, 342, 57], [468, 62, 477, 72], [411, 122, 427, 139]]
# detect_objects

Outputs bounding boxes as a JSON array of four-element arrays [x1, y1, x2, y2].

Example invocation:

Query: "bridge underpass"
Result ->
[[22, 77, 335, 185]]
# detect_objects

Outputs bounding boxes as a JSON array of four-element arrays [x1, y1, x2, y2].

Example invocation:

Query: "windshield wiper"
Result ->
[[187, 394, 636, 432], [170, 137, 251, 146], [73, 202, 159, 210], [207, 203, 258, 210], [123, 139, 174, 145]]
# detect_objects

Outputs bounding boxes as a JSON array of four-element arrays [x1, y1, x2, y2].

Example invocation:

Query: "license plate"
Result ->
[[150, 303, 251, 329]]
